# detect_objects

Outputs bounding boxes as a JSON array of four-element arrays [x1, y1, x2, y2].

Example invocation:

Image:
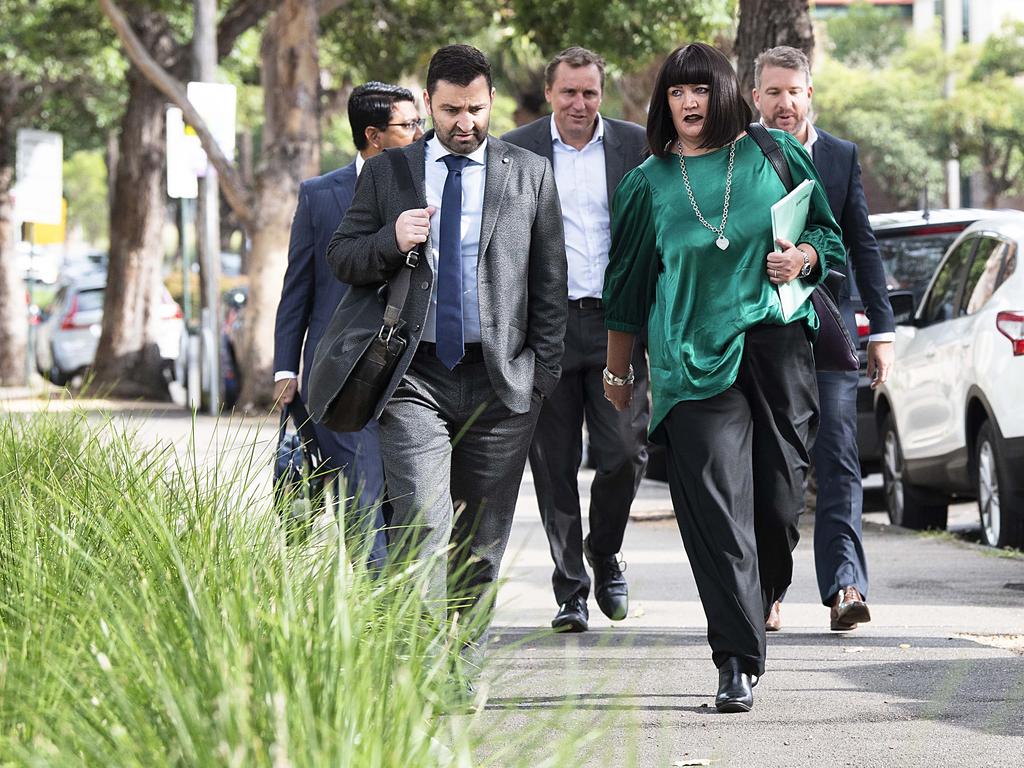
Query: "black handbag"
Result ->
[[273, 397, 328, 541], [746, 123, 860, 372], [307, 148, 420, 432]]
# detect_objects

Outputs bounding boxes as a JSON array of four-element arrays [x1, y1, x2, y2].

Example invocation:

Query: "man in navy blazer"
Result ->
[[273, 82, 423, 563], [753, 46, 895, 632]]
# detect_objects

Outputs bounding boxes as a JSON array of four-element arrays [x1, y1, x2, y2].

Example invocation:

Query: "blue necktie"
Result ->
[[436, 154, 471, 370]]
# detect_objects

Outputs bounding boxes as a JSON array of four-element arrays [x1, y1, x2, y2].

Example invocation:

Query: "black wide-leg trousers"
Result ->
[[661, 322, 819, 677]]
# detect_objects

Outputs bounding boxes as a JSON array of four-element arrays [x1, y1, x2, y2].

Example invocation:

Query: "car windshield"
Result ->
[[877, 231, 963, 303], [75, 288, 105, 313]]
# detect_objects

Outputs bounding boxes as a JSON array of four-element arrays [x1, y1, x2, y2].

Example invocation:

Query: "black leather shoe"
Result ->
[[715, 657, 754, 713], [551, 595, 589, 633], [583, 535, 628, 621]]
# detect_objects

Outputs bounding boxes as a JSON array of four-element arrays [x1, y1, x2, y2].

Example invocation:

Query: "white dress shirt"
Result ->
[[550, 115, 610, 300], [421, 135, 486, 344]]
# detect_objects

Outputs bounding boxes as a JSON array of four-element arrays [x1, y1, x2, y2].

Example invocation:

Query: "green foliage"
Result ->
[[974, 20, 1024, 79], [63, 150, 110, 247], [508, 0, 732, 69], [824, 0, 908, 67], [0, 412, 593, 766]]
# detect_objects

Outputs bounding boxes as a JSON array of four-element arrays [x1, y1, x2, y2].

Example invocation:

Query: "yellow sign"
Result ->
[[24, 198, 67, 244]]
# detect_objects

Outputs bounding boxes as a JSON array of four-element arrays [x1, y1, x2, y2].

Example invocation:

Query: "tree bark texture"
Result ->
[[236, 0, 320, 411], [91, 65, 172, 400], [735, 0, 814, 110], [0, 139, 27, 387]]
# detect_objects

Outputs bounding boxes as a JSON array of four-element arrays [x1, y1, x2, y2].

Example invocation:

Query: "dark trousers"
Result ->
[[378, 347, 541, 625], [661, 322, 818, 677], [812, 370, 868, 605], [528, 303, 649, 605], [309, 405, 388, 568]]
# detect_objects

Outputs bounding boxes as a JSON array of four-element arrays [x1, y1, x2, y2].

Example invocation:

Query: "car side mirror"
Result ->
[[889, 290, 916, 325]]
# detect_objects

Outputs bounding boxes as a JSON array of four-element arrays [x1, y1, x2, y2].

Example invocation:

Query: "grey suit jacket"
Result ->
[[501, 115, 648, 207], [325, 134, 568, 415]]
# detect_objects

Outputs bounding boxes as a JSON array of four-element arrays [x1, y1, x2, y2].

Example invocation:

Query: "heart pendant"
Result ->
[[715, 236, 729, 250]]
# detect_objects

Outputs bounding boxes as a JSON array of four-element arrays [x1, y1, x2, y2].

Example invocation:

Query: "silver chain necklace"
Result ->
[[677, 139, 736, 250]]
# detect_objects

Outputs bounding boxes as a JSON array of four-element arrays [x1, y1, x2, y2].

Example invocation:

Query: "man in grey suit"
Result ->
[[327, 45, 567, 637], [503, 48, 649, 633]]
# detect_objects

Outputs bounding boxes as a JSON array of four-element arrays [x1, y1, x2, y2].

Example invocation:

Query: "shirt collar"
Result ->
[[427, 134, 488, 165], [355, 151, 367, 176], [757, 117, 817, 153], [551, 113, 604, 148]]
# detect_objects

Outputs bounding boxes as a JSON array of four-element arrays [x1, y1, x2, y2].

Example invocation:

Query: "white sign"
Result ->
[[186, 81, 237, 175], [14, 129, 63, 225], [166, 107, 200, 199]]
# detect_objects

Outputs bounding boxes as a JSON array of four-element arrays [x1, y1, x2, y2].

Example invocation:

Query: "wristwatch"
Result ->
[[798, 247, 812, 278], [603, 364, 635, 387]]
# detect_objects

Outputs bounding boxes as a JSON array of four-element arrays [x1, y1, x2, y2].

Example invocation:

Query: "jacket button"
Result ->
[[420, 281, 429, 290]]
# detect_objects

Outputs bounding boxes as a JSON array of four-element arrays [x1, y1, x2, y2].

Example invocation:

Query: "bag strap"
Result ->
[[381, 148, 421, 331], [746, 123, 794, 193]]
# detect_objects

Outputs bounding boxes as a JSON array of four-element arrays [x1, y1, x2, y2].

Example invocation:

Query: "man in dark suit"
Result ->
[[753, 46, 895, 631], [273, 82, 423, 564], [503, 47, 649, 633], [326, 46, 567, 637]]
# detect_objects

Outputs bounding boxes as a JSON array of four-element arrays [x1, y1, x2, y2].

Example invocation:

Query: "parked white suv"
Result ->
[[874, 214, 1024, 549]]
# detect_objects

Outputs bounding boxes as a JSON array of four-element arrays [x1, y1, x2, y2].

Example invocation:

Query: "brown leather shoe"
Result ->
[[765, 600, 782, 632], [830, 586, 871, 631]]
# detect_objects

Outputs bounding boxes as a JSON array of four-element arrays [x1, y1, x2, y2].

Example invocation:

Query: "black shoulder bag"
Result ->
[[308, 148, 421, 432], [746, 123, 859, 373]]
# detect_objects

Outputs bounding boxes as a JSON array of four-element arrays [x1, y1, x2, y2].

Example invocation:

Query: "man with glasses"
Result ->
[[273, 82, 423, 565]]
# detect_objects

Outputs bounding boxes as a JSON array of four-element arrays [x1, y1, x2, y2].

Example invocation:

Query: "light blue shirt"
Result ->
[[422, 135, 486, 344], [551, 114, 610, 300]]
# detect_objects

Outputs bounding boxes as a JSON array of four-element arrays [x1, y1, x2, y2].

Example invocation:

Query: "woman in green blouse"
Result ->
[[602, 43, 844, 713]]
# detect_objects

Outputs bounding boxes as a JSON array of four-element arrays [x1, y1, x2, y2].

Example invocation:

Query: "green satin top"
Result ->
[[603, 129, 845, 439]]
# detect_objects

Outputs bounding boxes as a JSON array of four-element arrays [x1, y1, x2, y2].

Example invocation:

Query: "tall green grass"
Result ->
[[0, 411, 589, 766]]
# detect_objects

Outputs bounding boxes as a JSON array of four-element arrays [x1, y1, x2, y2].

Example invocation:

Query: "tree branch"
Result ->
[[318, 0, 351, 18], [99, 0, 255, 227], [217, 0, 276, 59]]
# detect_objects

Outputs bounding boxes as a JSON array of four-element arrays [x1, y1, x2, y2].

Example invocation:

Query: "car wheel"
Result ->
[[975, 420, 1023, 549], [881, 413, 948, 531]]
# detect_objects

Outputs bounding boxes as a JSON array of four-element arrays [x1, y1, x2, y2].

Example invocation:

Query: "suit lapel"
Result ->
[[477, 138, 512, 260], [602, 118, 625, 206], [402, 138, 429, 208]]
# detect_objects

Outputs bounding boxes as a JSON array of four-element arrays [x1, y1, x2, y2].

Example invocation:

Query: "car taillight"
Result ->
[[60, 296, 86, 330], [996, 311, 1024, 356], [855, 311, 870, 338]]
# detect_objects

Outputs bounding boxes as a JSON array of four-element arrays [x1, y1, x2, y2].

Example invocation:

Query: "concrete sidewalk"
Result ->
[[483, 469, 1024, 767]]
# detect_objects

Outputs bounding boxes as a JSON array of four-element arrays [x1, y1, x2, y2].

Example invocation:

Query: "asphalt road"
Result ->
[[8, 404, 1021, 767]]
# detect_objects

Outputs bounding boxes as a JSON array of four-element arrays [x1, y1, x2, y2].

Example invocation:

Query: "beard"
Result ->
[[434, 119, 488, 155]]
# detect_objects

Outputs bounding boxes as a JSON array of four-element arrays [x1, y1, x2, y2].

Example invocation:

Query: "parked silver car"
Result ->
[[36, 273, 183, 385]]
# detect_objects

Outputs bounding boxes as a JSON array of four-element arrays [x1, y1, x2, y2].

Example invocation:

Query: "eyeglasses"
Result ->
[[386, 119, 426, 132]]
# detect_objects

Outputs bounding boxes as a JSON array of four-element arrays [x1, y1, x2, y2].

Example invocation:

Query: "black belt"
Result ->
[[569, 297, 603, 310], [417, 341, 485, 363]]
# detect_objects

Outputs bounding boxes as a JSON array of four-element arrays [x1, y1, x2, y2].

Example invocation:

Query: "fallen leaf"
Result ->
[[898, 643, 911, 649]]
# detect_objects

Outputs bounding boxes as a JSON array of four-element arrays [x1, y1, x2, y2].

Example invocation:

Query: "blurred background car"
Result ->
[[873, 213, 1024, 548], [36, 272, 184, 386]]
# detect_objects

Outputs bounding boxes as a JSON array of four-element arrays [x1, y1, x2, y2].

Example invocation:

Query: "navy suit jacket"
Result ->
[[274, 162, 357, 394], [811, 128, 895, 336]]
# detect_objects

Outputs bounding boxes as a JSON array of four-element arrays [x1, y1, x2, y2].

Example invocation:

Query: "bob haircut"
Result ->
[[647, 43, 752, 158]]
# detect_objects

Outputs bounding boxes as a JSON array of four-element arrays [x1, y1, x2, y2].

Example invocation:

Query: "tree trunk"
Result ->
[[0, 129, 27, 386], [236, 0, 320, 411], [91, 68, 171, 400], [735, 0, 814, 110]]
